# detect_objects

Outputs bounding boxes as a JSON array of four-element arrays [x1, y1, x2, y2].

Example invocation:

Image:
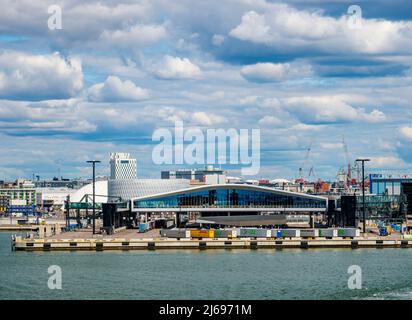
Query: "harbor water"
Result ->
[[1, 232, 411, 300]]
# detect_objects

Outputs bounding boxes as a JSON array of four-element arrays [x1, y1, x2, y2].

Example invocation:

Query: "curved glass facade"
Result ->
[[134, 187, 326, 209]]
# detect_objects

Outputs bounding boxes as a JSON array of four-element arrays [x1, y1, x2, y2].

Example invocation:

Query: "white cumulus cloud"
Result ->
[[0, 51, 83, 100], [88, 76, 149, 102], [212, 34, 226, 46], [258, 115, 282, 126], [99, 24, 166, 48], [241, 62, 313, 82], [369, 156, 406, 168], [282, 96, 386, 124], [230, 6, 412, 55], [399, 126, 412, 141], [191, 112, 226, 126], [151, 55, 201, 79]]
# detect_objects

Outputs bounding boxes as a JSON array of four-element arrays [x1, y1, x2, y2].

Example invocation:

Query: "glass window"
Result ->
[[134, 187, 326, 209]]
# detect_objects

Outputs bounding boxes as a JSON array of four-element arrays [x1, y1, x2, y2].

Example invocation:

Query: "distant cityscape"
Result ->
[[1, 152, 411, 234]]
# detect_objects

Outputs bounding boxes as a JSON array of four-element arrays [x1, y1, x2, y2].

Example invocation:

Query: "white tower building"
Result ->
[[109, 153, 137, 180]]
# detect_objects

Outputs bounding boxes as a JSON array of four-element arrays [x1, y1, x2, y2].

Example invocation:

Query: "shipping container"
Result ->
[[214, 229, 237, 238], [281, 229, 301, 238], [139, 223, 148, 233], [318, 229, 338, 237], [233, 228, 241, 237], [300, 229, 319, 238], [239, 228, 256, 238], [140, 221, 154, 233], [225, 228, 241, 238], [385, 226, 392, 235], [270, 229, 283, 238], [155, 219, 175, 229], [239, 228, 271, 238], [379, 227, 388, 236], [337, 228, 360, 238], [255, 229, 271, 238], [190, 229, 215, 238], [160, 228, 190, 238]]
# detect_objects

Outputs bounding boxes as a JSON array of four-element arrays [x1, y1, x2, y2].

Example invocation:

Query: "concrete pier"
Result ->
[[12, 236, 412, 251], [0, 225, 38, 231]]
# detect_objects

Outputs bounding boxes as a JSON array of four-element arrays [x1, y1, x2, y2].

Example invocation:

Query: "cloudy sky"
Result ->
[[1, 0, 412, 180]]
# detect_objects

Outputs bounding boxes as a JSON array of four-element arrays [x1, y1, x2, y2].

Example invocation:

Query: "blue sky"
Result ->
[[0, 0, 412, 181]]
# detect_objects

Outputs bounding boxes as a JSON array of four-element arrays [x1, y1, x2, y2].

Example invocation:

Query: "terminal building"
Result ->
[[130, 183, 328, 226], [132, 184, 326, 212], [101, 154, 328, 231], [66, 153, 411, 231]]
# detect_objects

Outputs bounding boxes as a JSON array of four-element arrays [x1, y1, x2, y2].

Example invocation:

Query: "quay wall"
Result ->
[[12, 237, 412, 251]]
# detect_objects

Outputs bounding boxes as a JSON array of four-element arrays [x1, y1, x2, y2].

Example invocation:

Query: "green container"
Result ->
[[240, 228, 257, 237], [215, 230, 222, 238]]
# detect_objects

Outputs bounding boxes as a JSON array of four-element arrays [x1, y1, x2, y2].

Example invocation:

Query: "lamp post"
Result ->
[[87, 160, 101, 235], [356, 158, 370, 235]]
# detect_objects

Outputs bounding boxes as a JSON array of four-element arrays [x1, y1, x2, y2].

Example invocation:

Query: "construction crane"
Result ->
[[308, 166, 318, 181], [298, 141, 313, 182], [342, 135, 351, 189]]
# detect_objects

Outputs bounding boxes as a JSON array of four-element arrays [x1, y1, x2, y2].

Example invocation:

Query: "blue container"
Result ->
[[6, 205, 36, 216], [139, 223, 147, 233], [379, 227, 388, 236], [67, 224, 78, 231], [276, 230, 282, 238]]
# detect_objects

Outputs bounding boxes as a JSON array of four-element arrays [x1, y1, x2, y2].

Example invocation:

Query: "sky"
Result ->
[[1, 0, 412, 181]]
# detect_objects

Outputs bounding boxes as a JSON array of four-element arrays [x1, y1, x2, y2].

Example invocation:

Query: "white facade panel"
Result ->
[[110, 153, 137, 180]]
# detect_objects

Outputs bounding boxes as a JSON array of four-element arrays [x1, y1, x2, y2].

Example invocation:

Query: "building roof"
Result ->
[[70, 180, 108, 203], [132, 183, 328, 202], [108, 179, 192, 201]]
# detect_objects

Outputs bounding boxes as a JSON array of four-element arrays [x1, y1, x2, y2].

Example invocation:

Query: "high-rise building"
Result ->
[[0, 183, 36, 206], [110, 153, 137, 180]]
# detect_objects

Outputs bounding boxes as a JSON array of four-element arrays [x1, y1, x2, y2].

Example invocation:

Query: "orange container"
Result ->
[[190, 230, 215, 238]]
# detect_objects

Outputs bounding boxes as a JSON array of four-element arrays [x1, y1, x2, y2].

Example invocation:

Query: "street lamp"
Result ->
[[87, 160, 101, 235], [356, 158, 370, 235]]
